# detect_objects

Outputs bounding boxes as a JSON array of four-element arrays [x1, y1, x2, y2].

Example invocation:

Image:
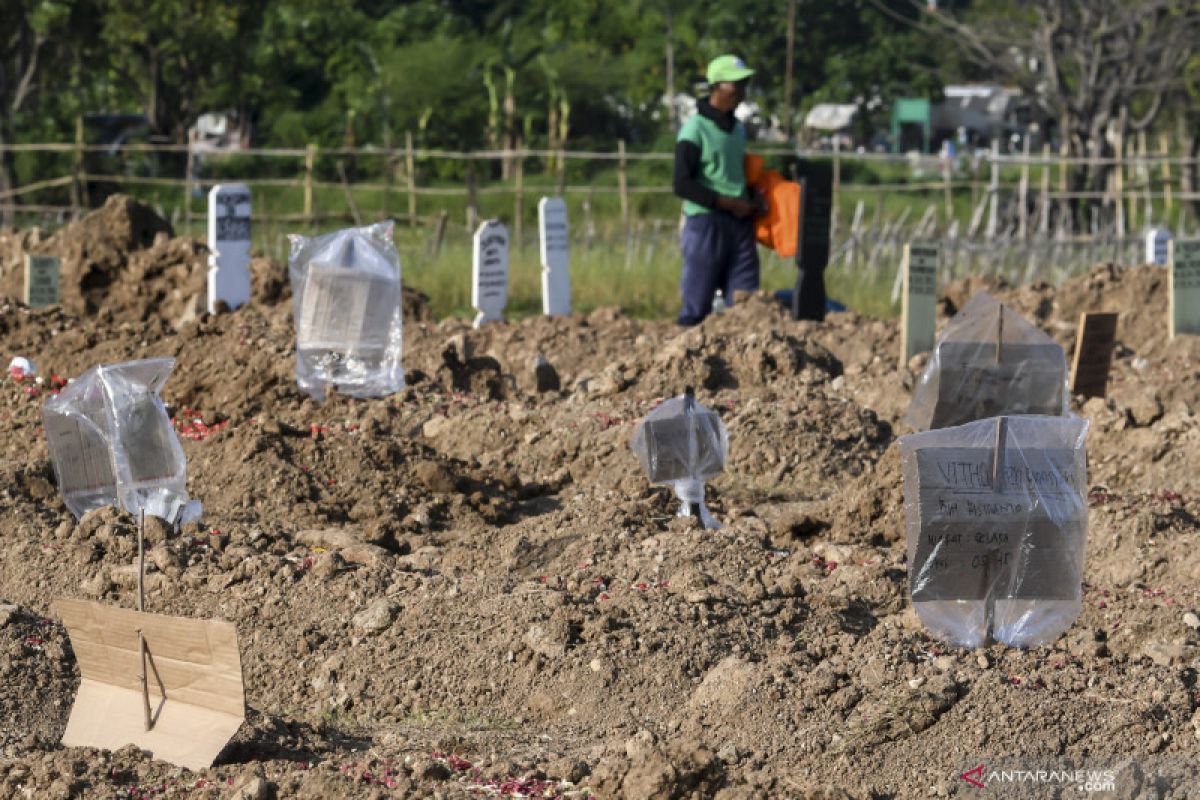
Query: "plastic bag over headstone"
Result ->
[[288, 221, 404, 402], [899, 415, 1089, 648], [43, 358, 198, 523], [630, 391, 729, 529], [907, 292, 1069, 431]]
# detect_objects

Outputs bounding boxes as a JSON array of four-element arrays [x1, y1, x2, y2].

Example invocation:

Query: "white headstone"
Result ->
[[1170, 239, 1200, 338], [206, 184, 252, 313], [1145, 227, 1172, 266], [471, 219, 509, 328], [538, 197, 571, 316], [901, 242, 938, 364]]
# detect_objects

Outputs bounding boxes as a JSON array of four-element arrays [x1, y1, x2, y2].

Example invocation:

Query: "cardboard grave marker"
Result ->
[[24, 254, 60, 308], [1145, 227, 1172, 266], [206, 184, 252, 313], [908, 294, 1069, 431], [900, 242, 938, 365], [1069, 312, 1119, 398], [472, 219, 509, 328], [1169, 239, 1200, 338], [538, 197, 571, 316], [56, 515, 245, 771], [902, 416, 1088, 646]]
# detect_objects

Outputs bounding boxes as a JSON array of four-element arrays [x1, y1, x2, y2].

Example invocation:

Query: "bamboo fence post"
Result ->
[[617, 139, 630, 253], [72, 116, 87, 216], [1113, 130, 1125, 238], [1038, 143, 1051, 237], [832, 137, 841, 238], [985, 139, 1000, 241], [465, 163, 478, 231], [304, 143, 316, 228], [405, 131, 416, 226], [382, 148, 392, 220], [1160, 134, 1173, 214], [1017, 135, 1030, 239], [942, 147, 953, 223], [513, 139, 524, 249]]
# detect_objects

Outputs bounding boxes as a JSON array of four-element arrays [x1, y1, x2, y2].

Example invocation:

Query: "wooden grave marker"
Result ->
[[900, 242, 938, 366], [1169, 239, 1200, 338], [1069, 312, 1119, 398], [206, 184, 252, 313], [471, 219, 509, 328], [538, 197, 571, 316], [24, 254, 60, 308]]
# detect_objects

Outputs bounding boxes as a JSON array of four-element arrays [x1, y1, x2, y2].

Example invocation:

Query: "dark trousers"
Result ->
[[677, 211, 760, 326]]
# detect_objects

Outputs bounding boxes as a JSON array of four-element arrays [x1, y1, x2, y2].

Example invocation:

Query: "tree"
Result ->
[[883, 0, 1200, 230]]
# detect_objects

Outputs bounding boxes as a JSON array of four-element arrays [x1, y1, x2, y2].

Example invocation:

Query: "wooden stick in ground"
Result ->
[[995, 303, 1004, 364], [986, 416, 1008, 644], [138, 510, 150, 731]]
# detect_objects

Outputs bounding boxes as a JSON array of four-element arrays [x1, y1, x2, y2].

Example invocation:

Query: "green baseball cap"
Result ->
[[707, 54, 754, 84]]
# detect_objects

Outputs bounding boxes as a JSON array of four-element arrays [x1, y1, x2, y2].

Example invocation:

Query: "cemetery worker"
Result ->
[[672, 54, 763, 326]]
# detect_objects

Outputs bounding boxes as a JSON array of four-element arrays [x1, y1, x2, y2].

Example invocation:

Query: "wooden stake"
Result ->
[[513, 139, 524, 250], [405, 131, 416, 226], [303, 143, 316, 230], [137, 511, 150, 731], [996, 303, 1004, 364], [617, 139, 630, 254]]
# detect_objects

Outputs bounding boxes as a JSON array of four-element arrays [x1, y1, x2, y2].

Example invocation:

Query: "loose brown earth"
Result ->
[[0, 196, 1198, 799]]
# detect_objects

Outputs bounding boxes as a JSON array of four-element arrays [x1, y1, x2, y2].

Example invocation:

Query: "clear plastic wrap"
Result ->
[[630, 391, 729, 529], [288, 221, 404, 402], [907, 292, 1069, 431], [43, 358, 198, 523], [899, 415, 1089, 648]]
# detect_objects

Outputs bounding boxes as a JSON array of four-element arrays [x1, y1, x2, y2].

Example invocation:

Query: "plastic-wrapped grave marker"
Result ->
[[288, 221, 404, 401], [900, 415, 1089, 648], [43, 358, 197, 522], [630, 389, 728, 529], [907, 292, 1068, 431]]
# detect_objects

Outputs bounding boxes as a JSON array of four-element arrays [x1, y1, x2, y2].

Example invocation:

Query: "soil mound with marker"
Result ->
[[0, 216, 1198, 798]]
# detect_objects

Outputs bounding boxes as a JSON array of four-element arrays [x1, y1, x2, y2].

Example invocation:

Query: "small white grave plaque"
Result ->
[[901, 242, 938, 364], [538, 197, 571, 316], [206, 184, 252, 313], [472, 219, 509, 328], [1145, 228, 1172, 266], [24, 254, 60, 308], [1170, 239, 1200, 338]]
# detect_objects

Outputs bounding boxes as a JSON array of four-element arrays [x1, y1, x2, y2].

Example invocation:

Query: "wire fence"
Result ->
[[2, 136, 1197, 289]]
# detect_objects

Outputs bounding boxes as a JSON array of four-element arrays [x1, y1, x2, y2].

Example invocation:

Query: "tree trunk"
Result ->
[[664, 3, 675, 132]]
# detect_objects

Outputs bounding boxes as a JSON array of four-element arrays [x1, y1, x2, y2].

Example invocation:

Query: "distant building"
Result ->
[[891, 85, 1051, 153]]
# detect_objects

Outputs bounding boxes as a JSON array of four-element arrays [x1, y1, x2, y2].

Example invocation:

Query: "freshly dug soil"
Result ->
[[0, 197, 1197, 798]]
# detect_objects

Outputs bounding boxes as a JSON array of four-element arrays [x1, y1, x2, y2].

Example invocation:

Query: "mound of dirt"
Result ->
[[0, 232, 1197, 798]]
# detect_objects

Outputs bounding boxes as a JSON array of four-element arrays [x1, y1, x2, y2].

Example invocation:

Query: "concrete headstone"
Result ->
[[24, 254, 60, 308], [538, 197, 571, 316], [471, 219, 509, 328], [206, 184, 252, 313], [1145, 227, 1172, 266]]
